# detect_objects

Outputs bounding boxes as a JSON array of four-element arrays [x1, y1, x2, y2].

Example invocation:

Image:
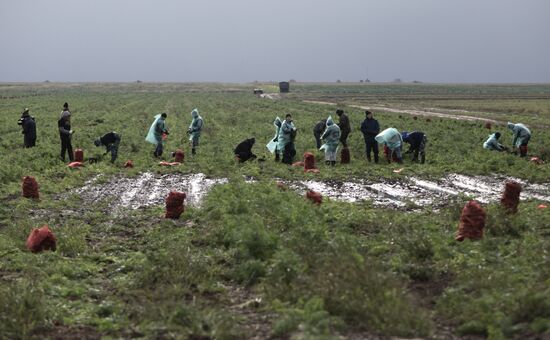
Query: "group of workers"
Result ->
[[16, 104, 533, 166], [145, 109, 204, 158], [261, 109, 427, 165], [483, 123, 532, 157], [16, 103, 202, 164]]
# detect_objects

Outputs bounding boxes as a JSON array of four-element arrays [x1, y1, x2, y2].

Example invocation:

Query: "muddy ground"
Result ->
[[69, 172, 549, 214]]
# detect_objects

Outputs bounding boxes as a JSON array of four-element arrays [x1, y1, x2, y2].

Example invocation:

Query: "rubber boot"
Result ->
[[331, 161, 336, 166], [420, 152, 426, 164], [192, 148, 196, 156], [325, 160, 331, 166], [275, 152, 280, 162], [366, 154, 371, 162], [519, 145, 528, 157]]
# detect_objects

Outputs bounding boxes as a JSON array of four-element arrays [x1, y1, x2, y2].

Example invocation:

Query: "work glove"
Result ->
[[69, 130, 74, 135]]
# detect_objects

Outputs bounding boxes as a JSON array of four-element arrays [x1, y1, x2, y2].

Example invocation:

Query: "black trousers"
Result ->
[[107, 135, 121, 163], [365, 140, 379, 162], [340, 131, 350, 147], [24, 137, 36, 148], [154, 142, 163, 157], [314, 132, 322, 149], [60, 136, 74, 162]]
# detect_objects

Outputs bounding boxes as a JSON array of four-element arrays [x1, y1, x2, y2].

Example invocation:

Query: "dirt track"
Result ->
[[302, 100, 498, 124]]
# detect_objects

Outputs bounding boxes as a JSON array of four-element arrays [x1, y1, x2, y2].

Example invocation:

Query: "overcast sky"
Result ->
[[1, 0, 549, 83]]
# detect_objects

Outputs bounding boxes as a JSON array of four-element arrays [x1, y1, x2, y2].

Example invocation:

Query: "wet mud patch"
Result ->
[[70, 172, 227, 215], [68, 172, 549, 216], [287, 174, 550, 208]]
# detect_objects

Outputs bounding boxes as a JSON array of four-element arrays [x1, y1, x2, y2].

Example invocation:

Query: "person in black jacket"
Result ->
[[234, 138, 257, 163], [18, 108, 37, 148], [402, 131, 427, 163], [94, 132, 121, 163], [336, 109, 351, 147], [313, 119, 327, 149], [359, 110, 380, 163], [58, 113, 74, 162]]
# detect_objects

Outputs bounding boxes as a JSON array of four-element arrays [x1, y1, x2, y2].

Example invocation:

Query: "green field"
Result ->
[[1, 83, 549, 339]]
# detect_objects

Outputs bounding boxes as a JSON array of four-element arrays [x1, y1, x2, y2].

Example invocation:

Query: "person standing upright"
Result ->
[[360, 110, 380, 163], [266, 116, 282, 161], [313, 118, 327, 150], [278, 113, 297, 164], [320, 116, 341, 166], [188, 109, 203, 155], [336, 109, 351, 147], [58, 107, 74, 162], [18, 108, 37, 148], [146, 113, 168, 158]]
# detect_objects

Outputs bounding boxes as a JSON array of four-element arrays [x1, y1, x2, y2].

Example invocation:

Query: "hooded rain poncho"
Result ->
[[507, 122, 531, 148], [483, 133, 505, 151], [277, 118, 295, 154], [319, 116, 340, 152], [375, 127, 403, 150], [146, 114, 165, 144], [266, 117, 282, 153], [189, 109, 203, 142]]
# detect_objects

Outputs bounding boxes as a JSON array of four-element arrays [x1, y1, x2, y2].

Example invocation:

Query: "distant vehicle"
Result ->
[[253, 88, 264, 95], [279, 81, 290, 93]]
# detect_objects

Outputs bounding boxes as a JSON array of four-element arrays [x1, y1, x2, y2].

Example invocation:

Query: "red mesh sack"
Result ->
[[455, 200, 486, 241], [165, 191, 186, 219], [383, 145, 400, 162], [68, 161, 84, 168], [292, 161, 304, 167], [485, 122, 492, 129], [303, 152, 316, 171], [500, 181, 522, 214], [74, 149, 84, 162], [341, 147, 350, 164], [22, 176, 39, 199], [124, 160, 134, 168], [26, 225, 57, 253], [530, 157, 543, 165], [174, 149, 185, 163], [306, 190, 322, 205]]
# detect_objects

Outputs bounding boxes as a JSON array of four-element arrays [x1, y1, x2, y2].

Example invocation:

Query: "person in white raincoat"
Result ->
[[266, 116, 282, 161], [278, 114, 297, 164], [146, 113, 168, 157], [375, 127, 403, 164], [319, 116, 340, 166], [188, 109, 203, 155], [507, 122, 531, 157]]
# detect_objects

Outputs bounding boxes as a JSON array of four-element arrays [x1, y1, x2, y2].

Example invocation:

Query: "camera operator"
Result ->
[[18, 108, 36, 148]]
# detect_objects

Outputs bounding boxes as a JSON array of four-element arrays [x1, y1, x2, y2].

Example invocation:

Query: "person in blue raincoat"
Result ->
[[507, 122, 531, 157], [319, 116, 340, 166], [375, 127, 403, 164], [188, 109, 203, 155], [278, 113, 297, 164], [483, 132, 507, 152], [146, 113, 168, 157], [266, 116, 282, 161]]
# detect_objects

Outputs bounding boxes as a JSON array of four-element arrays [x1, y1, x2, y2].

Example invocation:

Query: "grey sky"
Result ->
[[1, 0, 549, 83]]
